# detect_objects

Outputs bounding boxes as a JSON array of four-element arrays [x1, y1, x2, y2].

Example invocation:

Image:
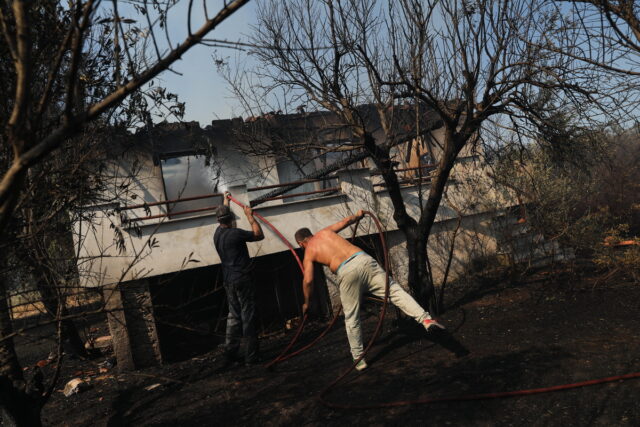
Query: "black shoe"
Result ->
[[455, 348, 471, 358], [215, 354, 239, 373]]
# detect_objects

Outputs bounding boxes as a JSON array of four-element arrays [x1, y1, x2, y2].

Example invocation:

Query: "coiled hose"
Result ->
[[227, 195, 640, 409]]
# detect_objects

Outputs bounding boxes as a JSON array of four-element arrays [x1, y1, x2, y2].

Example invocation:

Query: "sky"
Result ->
[[126, 1, 636, 130], [149, 1, 260, 126]]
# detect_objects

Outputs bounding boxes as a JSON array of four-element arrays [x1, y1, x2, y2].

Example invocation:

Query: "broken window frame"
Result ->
[[158, 150, 223, 219]]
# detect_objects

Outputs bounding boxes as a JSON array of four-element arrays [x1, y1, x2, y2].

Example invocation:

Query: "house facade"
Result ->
[[74, 108, 514, 370]]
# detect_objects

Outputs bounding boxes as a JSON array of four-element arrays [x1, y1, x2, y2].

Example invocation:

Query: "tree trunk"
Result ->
[[0, 167, 26, 241], [406, 232, 438, 314], [355, 128, 464, 316], [37, 279, 87, 358], [0, 273, 42, 427], [17, 235, 88, 359], [412, 133, 465, 313]]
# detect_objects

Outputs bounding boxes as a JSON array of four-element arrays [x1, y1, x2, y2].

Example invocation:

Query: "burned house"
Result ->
[[73, 105, 518, 371]]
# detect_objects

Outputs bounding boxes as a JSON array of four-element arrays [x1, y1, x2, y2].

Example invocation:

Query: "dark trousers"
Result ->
[[224, 279, 259, 363]]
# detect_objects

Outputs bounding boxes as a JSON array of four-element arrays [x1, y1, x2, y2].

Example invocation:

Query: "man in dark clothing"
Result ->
[[213, 192, 264, 366]]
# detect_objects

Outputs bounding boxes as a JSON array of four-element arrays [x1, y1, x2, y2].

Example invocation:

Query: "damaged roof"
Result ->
[[127, 103, 442, 158]]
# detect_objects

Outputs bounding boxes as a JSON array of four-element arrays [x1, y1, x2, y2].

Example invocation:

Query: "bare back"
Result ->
[[305, 229, 362, 273]]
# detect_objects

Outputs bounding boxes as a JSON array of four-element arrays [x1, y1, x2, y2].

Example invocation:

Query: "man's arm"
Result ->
[[244, 205, 264, 241], [325, 209, 365, 233], [301, 253, 315, 315], [224, 192, 264, 241]]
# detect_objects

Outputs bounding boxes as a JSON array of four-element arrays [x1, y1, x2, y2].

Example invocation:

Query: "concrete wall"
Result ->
[[386, 213, 499, 289], [74, 145, 516, 290], [74, 130, 520, 370]]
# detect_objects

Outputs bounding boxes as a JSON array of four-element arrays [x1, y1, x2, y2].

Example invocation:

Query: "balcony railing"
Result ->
[[119, 177, 342, 222], [118, 193, 223, 223], [371, 164, 436, 189], [118, 165, 437, 223]]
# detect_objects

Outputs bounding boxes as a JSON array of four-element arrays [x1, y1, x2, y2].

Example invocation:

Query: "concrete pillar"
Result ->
[[103, 278, 162, 372], [121, 279, 162, 368], [103, 283, 135, 372]]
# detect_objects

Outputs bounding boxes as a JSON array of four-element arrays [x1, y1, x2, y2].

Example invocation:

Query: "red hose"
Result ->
[[271, 216, 365, 365], [227, 195, 303, 272], [322, 372, 640, 409], [318, 210, 391, 406], [267, 309, 341, 365], [226, 195, 640, 408], [226, 195, 322, 368], [315, 212, 640, 408]]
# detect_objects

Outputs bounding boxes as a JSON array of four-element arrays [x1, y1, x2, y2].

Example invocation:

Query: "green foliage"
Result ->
[[494, 128, 640, 272]]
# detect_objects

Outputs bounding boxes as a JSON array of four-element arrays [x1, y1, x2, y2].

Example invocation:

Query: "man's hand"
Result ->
[[244, 205, 253, 219], [326, 209, 366, 233], [351, 209, 365, 224], [224, 191, 231, 199], [301, 302, 309, 316]]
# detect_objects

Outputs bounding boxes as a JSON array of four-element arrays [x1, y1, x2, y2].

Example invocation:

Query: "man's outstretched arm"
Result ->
[[244, 205, 264, 241], [325, 209, 365, 233], [301, 254, 315, 315]]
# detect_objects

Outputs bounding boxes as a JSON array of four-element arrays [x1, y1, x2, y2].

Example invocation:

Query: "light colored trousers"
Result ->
[[336, 252, 430, 360]]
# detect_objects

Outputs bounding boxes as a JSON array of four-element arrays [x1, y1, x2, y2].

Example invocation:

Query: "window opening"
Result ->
[[160, 154, 222, 218]]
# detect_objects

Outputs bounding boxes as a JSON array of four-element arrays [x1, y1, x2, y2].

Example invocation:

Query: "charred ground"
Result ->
[[16, 264, 640, 426]]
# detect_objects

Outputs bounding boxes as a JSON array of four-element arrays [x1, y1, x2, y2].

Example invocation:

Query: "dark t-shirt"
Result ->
[[213, 226, 256, 284]]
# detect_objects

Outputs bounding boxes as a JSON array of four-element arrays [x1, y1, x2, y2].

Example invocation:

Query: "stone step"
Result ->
[[493, 213, 575, 268], [498, 233, 546, 251], [493, 220, 532, 238], [510, 244, 574, 264]]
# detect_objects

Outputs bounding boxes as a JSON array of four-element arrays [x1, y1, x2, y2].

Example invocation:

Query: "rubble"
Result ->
[[85, 335, 113, 350], [63, 378, 88, 397], [36, 359, 50, 368], [98, 357, 116, 370]]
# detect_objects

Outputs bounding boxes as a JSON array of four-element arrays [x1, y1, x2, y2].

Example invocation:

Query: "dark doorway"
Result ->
[[150, 249, 332, 362]]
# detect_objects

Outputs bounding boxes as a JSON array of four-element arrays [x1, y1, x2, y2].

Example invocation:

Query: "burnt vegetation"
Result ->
[[1, 0, 640, 425]]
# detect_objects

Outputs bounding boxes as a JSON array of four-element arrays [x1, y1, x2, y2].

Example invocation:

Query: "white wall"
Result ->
[[74, 139, 517, 288]]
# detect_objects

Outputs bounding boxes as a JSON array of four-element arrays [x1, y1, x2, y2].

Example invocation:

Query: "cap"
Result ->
[[216, 205, 232, 221]]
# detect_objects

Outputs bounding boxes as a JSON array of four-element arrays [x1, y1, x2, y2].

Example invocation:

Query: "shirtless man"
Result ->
[[295, 210, 443, 370]]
